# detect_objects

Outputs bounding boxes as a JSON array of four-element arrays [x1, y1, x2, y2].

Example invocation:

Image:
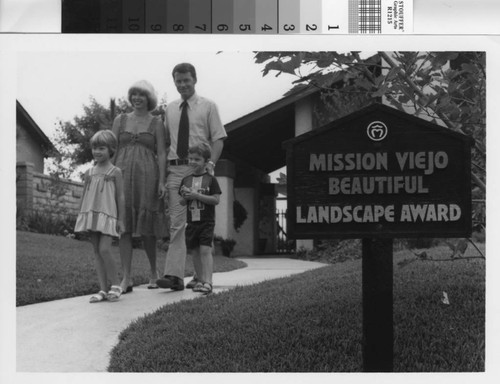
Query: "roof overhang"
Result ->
[[222, 86, 320, 173], [16, 100, 58, 156]]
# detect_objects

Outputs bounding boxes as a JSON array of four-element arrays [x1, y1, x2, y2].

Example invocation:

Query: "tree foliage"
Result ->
[[53, 96, 129, 169], [254, 51, 486, 228], [254, 51, 485, 183], [52, 95, 167, 179]]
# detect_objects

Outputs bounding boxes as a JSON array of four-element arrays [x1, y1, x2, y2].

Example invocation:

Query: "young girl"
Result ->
[[74, 130, 126, 303]]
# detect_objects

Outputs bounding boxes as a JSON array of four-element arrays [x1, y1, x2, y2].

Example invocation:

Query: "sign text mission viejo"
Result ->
[[309, 151, 449, 195], [309, 151, 449, 174]]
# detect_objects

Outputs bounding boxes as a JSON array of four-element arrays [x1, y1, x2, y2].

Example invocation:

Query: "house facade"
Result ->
[[214, 83, 369, 256], [16, 101, 84, 216], [16, 100, 55, 173]]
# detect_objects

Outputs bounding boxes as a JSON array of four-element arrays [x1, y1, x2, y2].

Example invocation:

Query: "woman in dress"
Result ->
[[112, 80, 168, 292]]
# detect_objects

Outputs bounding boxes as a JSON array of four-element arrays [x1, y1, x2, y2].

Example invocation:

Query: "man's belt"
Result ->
[[169, 159, 189, 165]]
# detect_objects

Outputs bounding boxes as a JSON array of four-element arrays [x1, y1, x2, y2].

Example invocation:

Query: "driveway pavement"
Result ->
[[16, 257, 326, 372]]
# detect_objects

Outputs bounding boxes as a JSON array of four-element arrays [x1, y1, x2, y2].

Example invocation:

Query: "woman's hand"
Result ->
[[116, 220, 126, 234], [158, 182, 166, 199]]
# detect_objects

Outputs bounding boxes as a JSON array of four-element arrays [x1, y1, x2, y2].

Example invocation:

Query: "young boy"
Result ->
[[179, 143, 221, 294]]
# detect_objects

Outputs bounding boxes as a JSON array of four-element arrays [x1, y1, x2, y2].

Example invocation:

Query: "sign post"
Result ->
[[362, 238, 393, 371], [283, 104, 473, 371]]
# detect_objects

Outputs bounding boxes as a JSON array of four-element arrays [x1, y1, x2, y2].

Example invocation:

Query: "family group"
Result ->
[[73, 63, 227, 302]]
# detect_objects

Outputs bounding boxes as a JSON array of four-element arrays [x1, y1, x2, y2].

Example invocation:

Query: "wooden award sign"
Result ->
[[283, 103, 473, 371]]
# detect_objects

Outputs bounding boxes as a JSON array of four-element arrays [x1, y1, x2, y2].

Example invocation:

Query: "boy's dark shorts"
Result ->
[[185, 221, 215, 250]]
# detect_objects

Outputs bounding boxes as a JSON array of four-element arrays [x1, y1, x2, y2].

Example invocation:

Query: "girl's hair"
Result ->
[[90, 130, 118, 157], [128, 80, 158, 111], [188, 143, 211, 161]]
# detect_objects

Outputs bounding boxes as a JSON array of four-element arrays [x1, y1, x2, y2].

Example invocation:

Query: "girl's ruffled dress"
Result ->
[[74, 165, 119, 237]]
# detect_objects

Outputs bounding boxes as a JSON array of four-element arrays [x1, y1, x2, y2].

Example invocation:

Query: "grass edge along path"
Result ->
[[108, 250, 484, 372], [16, 231, 247, 306]]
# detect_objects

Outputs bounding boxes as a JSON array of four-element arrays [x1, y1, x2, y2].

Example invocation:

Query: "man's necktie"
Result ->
[[177, 101, 189, 159]]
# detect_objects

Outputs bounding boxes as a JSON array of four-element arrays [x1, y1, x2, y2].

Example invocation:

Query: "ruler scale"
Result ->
[[123, 0, 145, 33], [189, 0, 211, 34], [279, 0, 300, 34], [212, 0, 234, 34], [255, 0, 278, 35], [166, 0, 189, 34], [301, 0, 322, 34], [61, 0, 413, 34], [234, 0, 255, 34]]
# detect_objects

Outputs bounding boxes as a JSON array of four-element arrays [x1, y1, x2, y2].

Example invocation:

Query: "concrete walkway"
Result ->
[[16, 257, 326, 372]]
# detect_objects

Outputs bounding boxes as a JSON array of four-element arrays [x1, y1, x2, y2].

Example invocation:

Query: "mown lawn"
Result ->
[[108, 245, 485, 372], [16, 231, 247, 306]]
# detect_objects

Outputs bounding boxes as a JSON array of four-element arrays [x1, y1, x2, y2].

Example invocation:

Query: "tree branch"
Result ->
[[379, 51, 486, 192], [471, 172, 486, 191], [468, 238, 486, 259], [425, 256, 485, 262], [379, 52, 466, 134]]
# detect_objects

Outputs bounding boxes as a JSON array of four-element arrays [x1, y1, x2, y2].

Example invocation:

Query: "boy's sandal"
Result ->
[[106, 285, 123, 302], [89, 291, 107, 303], [193, 282, 212, 294], [186, 277, 199, 289]]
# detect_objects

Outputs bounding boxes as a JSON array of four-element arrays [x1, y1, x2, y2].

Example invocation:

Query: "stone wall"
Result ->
[[16, 161, 83, 217]]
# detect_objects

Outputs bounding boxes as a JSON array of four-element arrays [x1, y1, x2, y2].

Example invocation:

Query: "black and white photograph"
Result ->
[[1, 32, 499, 384]]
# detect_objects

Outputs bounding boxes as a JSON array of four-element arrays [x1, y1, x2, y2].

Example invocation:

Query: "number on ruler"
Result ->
[[217, 24, 229, 32], [306, 24, 317, 31], [239, 24, 251, 31], [261, 24, 273, 31], [328, 25, 340, 30], [128, 18, 140, 32], [195, 24, 207, 32], [105, 19, 118, 30], [173, 24, 184, 32], [150, 24, 162, 32], [283, 24, 295, 31]]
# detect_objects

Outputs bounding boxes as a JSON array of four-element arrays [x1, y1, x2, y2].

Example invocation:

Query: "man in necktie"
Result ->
[[157, 63, 227, 291]]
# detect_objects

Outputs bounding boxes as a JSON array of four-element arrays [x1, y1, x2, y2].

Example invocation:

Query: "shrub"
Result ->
[[16, 204, 30, 232], [471, 230, 485, 243], [214, 236, 236, 257], [292, 239, 362, 264], [402, 238, 440, 249], [16, 171, 77, 236], [233, 200, 248, 232], [17, 208, 76, 236]]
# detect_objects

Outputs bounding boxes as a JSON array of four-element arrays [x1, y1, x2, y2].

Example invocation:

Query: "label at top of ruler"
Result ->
[[323, 0, 413, 34]]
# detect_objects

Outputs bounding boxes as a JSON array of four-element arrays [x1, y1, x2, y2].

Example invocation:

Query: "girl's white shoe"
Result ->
[[89, 290, 107, 303], [106, 285, 123, 302]]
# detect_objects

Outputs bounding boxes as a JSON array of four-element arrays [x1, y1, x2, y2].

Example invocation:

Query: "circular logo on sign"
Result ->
[[367, 121, 388, 141]]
